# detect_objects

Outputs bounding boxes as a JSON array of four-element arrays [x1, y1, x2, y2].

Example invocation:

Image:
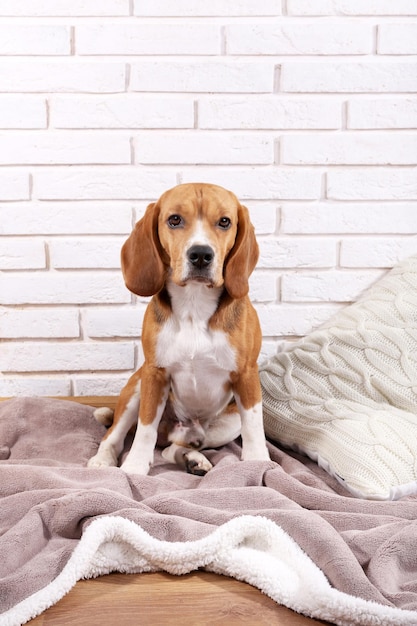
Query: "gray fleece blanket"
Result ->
[[1, 397, 417, 626]]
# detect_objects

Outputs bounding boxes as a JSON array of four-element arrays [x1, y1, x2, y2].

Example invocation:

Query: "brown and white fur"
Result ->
[[88, 183, 270, 475]]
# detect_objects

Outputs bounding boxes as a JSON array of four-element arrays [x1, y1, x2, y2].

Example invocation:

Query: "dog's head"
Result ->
[[121, 183, 259, 300]]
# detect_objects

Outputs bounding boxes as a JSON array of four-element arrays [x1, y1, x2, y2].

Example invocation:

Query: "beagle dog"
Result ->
[[88, 183, 270, 475]]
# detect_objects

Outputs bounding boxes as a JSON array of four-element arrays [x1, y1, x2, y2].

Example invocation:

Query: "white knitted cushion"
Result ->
[[260, 255, 417, 500]]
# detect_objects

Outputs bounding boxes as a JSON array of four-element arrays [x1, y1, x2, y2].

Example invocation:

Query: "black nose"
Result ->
[[187, 245, 214, 270]]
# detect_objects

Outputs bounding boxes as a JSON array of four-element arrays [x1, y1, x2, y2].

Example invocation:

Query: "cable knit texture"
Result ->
[[260, 255, 417, 500]]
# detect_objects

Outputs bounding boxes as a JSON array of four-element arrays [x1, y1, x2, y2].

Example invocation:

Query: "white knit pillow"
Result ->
[[260, 255, 417, 500]]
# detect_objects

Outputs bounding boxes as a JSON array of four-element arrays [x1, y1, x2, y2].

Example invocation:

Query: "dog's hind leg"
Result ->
[[162, 443, 213, 476], [161, 404, 242, 475], [203, 403, 241, 449]]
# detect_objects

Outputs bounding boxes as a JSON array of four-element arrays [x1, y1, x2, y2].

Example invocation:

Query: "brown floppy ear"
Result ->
[[121, 202, 166, 297], [224, 204, 259, 300]]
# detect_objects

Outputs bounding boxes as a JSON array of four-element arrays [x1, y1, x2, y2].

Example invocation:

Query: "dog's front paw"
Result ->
[[184, 450, 213, 476], [241, 444, 270, 462], [120, 459, 151, 476], [87, 448, 117, 468]]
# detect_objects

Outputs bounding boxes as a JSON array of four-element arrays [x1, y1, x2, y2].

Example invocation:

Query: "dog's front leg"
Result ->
[[121, 367, 169, 475], [233, 373, 270, 462]]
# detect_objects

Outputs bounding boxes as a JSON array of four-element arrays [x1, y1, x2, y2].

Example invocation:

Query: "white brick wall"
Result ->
[[0, 1, 416, 396]]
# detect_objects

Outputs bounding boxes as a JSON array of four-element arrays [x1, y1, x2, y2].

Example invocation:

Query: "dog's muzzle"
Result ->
[[187, 245, 214, 269], [186, 245, 215, 282]]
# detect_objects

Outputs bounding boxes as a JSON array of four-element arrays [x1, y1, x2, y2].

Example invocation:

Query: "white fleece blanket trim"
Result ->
[[1, 515, 416, 626]]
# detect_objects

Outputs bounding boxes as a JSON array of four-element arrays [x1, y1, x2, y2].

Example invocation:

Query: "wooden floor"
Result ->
[[29, 571, 329, 625], [2, 396, 329, 625]]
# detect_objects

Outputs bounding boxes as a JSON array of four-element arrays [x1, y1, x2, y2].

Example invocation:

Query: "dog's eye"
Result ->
[[217, 217, 231, 230], [167, 215, 183, 228]]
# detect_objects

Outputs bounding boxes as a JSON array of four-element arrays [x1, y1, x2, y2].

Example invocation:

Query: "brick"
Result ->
[[0, 342, 134, 373], [134, 0, 281, 16], [226, 23, 371, 55], [76, 24, 220, 55], [281, 270, 384, 302], [0, 171, 30, 201], [0, 26, 70, 55], [0, 238, 45, 270], [0, 132, 131, 165], [33, 167, 176, 200], [282, 132, 417, 165], [256, 303, 341, 336], [0, 62, 125, 93], [0, 96, 47, 129], [133, 202, 152, 221], [249, 272, 277, 302], [245, 202, 278, 234], [180, 167, 321, 200], [198, 97, 341, 130], [282, 203, 417, 234], [258, 237, 336, 268], [49, 237, 125, 269], [0, 0, 129, 16], [259, 341, 279, 361], [340, 237, 417, 268], [51, 95, 194, 129], [282, 62, 417, 93], [0, 203, 132, 235], [135, 132, 274, 165], [378, 24, 417, 55], [327, 168, 417, 200], [0, 307, 79, 339], [74, 376, 130, 396], [348, 98, 417, 129], [0, 272, 130, 305], [0, 0, 414, 389], [84, 306, 146, 338], [0, 377, 71, 396], [287, 0, 417, 15], [130, 61, 273, 93]]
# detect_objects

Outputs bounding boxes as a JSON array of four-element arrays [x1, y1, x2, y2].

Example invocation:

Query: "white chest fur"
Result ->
[[155, 281, 237, 421]]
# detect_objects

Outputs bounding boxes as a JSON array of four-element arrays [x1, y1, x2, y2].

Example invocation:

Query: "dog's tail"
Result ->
[[93, 407, 114, 427]]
